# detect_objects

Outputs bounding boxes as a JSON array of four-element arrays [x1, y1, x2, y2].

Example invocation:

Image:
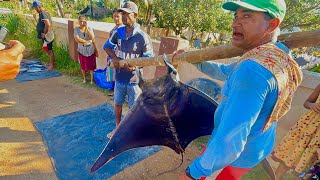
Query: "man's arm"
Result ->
[[41, 12, 51, 38], [188, 62, 271, 179], [103, 31, 121, 68], [0, 40, 25, 81], [43, 19, 51, 35], [193, 61, 237, 81], [191, 42, 290, 82], [142, 33, 154, 57], [304, 84, 320, 113]]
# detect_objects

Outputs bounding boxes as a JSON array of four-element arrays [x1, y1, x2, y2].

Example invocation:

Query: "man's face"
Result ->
[[113, 12, 123, 25], [34, 6, 41, 13], [121, 11, 137, 27], [231, 8, 271, 50]]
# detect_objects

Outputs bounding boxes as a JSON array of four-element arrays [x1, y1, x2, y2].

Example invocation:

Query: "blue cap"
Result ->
[[32, 1, 42, 8]]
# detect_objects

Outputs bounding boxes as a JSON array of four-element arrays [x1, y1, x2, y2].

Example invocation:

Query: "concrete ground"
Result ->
[[0, 75, 298, 180]]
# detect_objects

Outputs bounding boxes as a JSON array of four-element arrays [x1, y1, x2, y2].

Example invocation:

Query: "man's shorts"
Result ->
[[43, 39, 53, 51], [114, 81, 142, 108]]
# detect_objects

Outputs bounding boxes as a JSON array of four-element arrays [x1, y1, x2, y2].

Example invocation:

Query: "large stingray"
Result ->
[[90, 56, 218, 173]]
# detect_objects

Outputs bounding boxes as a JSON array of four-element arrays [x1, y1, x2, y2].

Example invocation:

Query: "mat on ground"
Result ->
[[35, 103, 161, 180], [16, 59, 62, 82]]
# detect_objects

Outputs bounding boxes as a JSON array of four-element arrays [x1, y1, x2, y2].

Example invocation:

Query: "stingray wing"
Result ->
[[168, 82, 217, 150], [90, 96, 183, 173]]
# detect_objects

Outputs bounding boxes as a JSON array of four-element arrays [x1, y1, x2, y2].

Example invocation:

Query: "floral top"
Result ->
[[237, 43, 303, 131], [74, 27, 95, 57]]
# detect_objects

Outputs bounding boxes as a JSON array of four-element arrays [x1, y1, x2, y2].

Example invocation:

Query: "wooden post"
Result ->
[[68, 20, 78, 61]]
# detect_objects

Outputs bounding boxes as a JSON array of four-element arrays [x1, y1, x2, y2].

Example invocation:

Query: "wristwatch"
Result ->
[[185, 167, 197, 180]]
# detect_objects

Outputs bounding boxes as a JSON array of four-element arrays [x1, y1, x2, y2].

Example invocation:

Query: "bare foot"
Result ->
[[90, 81, 94, 85], [106, 129, 116, 139], [48, 65, 55, 71], [82, 79, 86, 84], [108, 92, 114, 96]]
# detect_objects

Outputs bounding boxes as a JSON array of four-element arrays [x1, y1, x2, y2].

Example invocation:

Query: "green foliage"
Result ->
[[0, 1, 20, 10], [193, 136, 210, 149], [53, 44, 81, 76], [100, 16, 114, 23], [241, 164, 269, 180], [1, 13, 80, 76], [309, 65, 320, 73], [152, 0, 233, 40], [282, 0, 320, 31]]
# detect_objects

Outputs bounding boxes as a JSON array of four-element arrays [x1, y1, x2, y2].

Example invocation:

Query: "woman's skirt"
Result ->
[[78, 53, 96, 71]]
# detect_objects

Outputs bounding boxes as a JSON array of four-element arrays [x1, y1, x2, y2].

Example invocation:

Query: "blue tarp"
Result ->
[[16, 60, 62, 82], [186, 78, 221, 100], [35, 103, 161, 180]]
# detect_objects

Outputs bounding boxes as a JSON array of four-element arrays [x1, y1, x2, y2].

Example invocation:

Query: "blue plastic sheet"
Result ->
[[35, 103, 161, 180], [94, 69, 114, 90], [186, 78, 221, 100], [16, 60, 62, 82]]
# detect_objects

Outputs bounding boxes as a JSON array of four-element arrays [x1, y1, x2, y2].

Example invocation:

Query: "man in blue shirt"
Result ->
[[104, 1, 154, 138], [179, 0, 302, 179]]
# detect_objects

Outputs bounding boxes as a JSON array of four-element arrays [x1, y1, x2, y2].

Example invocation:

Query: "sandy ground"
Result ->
[[0, 75, 296, 180], [0, 76, 106, 179], [0, 75, 202, 180]]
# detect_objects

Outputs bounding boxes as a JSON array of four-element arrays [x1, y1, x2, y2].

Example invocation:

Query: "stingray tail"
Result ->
[[153, 152, 184, 178]]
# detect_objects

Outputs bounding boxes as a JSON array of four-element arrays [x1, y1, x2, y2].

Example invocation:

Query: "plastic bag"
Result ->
[[42, 41, 48, 51], [94, 68, 114, 90]]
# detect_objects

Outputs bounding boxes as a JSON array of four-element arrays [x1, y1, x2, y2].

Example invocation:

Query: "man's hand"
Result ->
[[112, 59, 134, 71], [0, 40, 25, 81], [112, 58, 121, 69], [41, 33, 46, 39], [309, 102, 320, 114], [178, 172, 192, 180], [0, 43, 5, 50], [122, 60, 135, 71]]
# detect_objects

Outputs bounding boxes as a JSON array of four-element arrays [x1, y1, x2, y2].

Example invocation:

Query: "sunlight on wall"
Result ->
[[0, 117, 54, 176]]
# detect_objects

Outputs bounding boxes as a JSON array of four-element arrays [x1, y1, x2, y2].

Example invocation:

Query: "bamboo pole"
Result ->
[[111, 30, 320, 67]]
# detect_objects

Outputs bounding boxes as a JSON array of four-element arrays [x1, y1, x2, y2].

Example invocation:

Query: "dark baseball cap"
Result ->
[[32, 1, 42, 8], [118, 1, 138, 14], [222, 0, 286, 22]]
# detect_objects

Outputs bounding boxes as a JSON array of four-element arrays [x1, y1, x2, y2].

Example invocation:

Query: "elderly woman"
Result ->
[[74, 16, 96, 84]]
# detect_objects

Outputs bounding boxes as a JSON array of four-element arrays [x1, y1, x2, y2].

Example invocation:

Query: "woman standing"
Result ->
[[74, 16, 96, 84], [272, 84, 320, 180]]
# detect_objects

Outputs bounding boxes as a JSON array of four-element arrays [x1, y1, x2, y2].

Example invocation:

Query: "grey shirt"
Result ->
[[74, 27, 95, 57]]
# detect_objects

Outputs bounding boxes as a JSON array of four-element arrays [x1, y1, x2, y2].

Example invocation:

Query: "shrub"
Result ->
[[298, 54, 320, 73]]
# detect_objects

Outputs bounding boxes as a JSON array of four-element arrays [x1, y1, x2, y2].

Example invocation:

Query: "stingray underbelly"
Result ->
[[169, 87, 217, 149]]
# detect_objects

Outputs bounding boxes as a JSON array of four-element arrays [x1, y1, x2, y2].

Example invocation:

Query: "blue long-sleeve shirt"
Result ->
[[189, 60, 279, 179]]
